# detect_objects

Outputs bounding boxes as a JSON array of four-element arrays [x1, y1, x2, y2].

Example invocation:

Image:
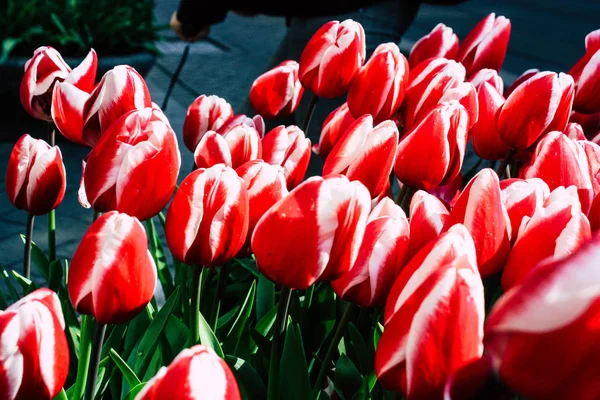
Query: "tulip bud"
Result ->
[[572, 110, 600, 139], [570, 29, 600, 114], [183, 94, 234, 152], [470, 82, 510, 160], [407, 190, 449, 258], [20, 46, 97, 121], [217, 114, 265, 137], [408, 23, 459, 68], [468, 68, 504, 93], [261, 125, 311, 189], [166, 164, 249, 267], [252, 175, 370, 289], [299, 19, 366, 98], [6, 134, 66, 216], [51, 81, 90, 146], [497, 72, 574, 150], [314, 102, 355, 160], [394, 101, 469, 191], [332, 198, 409, 308], [565, 122, 587, 140], [68, 211, 156, 324], [502, 186, 591, 290], [136, 345, 240, 400], [485, 234, 600, 399], [521, 131, 593, 213], [504, 68, 539, 97], [500, 178, 550, 239], [443, 169, 511, 278], [376, 224, 484, 397], [456, 13, 511, 76], [249, 60, 304, 119], [347, 43, 409, 123], [0, 289, 69, 400], [577, 139, 600, 195], [194, 124, 262, 170], [83, 107, 180, 220], [82, 65, 152, 146]]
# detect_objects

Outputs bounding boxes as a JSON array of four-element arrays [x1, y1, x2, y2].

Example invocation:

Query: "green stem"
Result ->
[[267, 286, 293, 400], [302, 93, 319, 135], [199, 266, 216, 316], [210, 263, 229, 330], [53, 389, 68, 400], [23, 213, 34, 281], [92, 211, 100, 223], [72, 315, 95, 400], [48, 120, 56, 147], [85, 322, 106, 400], [191, 265, 203, 344], [311, 302, 355, 398], [496, 148, 515, 180], [399, 185, 416, 216], [394, 184, 408, 206], [48, 209, 56, 262]]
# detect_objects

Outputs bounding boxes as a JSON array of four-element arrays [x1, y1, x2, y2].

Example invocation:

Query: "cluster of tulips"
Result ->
[[2, 10, 600, 400]]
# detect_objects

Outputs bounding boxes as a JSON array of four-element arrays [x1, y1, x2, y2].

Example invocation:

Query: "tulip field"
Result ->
[[3, 11, 600, 400]]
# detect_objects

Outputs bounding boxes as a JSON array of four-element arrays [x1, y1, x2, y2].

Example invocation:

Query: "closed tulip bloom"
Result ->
[[485, 234, 600, 400], [261, 125, 311, 189], [0, 289, 68, 400], [51, 81, 90, 146], [500, 178, 550, 239], [577, 139, 600, 195], [565, 122, 587, 140], [470, 82, 509, 160], [314, 102, 355, 160], [468, 68, 504, 93], [521, 131, 593, 213], [332, 198, 410, 308], [166, 164, 249, 267], [570, 29, 600, 114], [194, 124, 262, 169], [20, 46, 97, 121], [588, 193, 600, 232], [376, 224, 484, 397], [497, 71, 574, 150], [573, 110, 600, 139], [408, 190, 449, 258], [444, 169, 511, 278], [456, 13, 511, 77], [249, 60, 304, 119], [347, 43, 409, 123], [408, 23, 459, 68], [394, 101, 469, 191], [136, 345, 240, 400], [82, 65, 152, 146], [68, 211, 156, 324], [217, 114, 265, 137], [6, 134, 66, 216], [252, 175, 370, 289], [183, 94, 234, 152], [502, 186, 591, 290], [298, 19, 366, 98], [83, 107, 180, 220], [324, 116, 398, 199], [504, 68, 539, 98]]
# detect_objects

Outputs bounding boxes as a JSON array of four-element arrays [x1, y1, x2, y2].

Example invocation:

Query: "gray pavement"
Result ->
[[1, 0, 598, 294]]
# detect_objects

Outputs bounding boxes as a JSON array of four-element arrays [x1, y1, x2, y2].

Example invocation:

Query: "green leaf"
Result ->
[[233, 257, 258, 277], [198, 311, 224, 358], [124, 311, 152, 360], [217, 305, 240, 331], [164, 315, 191, 356], [146, 218, 174, 298], [256, 274, 274, 321], [11, 270, 36, 294], [250, 305, 277, 355], [0, 265, 19, 302], [347, 323, 372, 374], [123, 382, 147, 400], [226, 355, 266, 400], [373, 322, 383, 349], [279, 320, 311, 400], [0, 37, 20, 64], [48, 259, 63, 293], [109, 348, 141, 387], [20, 236, 50, 280], [224, 281, 256, 356], [334, 355, 363, 400]]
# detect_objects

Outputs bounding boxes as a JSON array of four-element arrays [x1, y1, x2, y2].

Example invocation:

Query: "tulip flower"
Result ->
[[443, 169, 511, 278], [500, 178, 550, 238], [51, 81, 90, 146], [408, 23, 459, 68], [456, 13, 511, 76], [298, 19, 366, 98], [166, 164, 249, 267], [252, 175, 370, 289], [6, 134, 66, 216], [82, 107, 180, 221], [521, 131, 593, 213], [470, 82, 510, 160], [217, 114, 265, 137], [504, 68, 539, 97], [502, 186, 591, 290], [407, 190, 449, 258], [236, 160, 288, 238], [331, 198, 410, 308], [82, 65, 152, 146], [20, 46, 97, 121], [249, 60, 304, 119], [0, 289, 69, 400], [394, 101, 469, 191], [347, 43, 409, 123], [136, 345, 240, 400], [261, 125, 311, 189], [572, 110, 600, 139], [565, 122, 586, 140], [194, 124, 262, 170], [314, 102, 355, 160], [577, 139, 600, 197], [485, 234, 600, 400], [323, 116, 398, 199], [428, 173, 462, 207], [569, 29, 600, 114], [468, 68, 504, 93], [376, 224, 484, 397], [588, 193, 600, 232], [443, 356, 510, 400], [497, 71, 574, 150], [183, 94, 234, 152], [68, 211, 156, 324]]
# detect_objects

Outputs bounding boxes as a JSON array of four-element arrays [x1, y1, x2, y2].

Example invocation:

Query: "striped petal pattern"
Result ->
[[183, 94, 234, 152], [314, 102, 355, 160], [409, 23, 459, 68], [249, 60, 304, 119], [261, 125, 311, 189], [408, 190, 449, 259]]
